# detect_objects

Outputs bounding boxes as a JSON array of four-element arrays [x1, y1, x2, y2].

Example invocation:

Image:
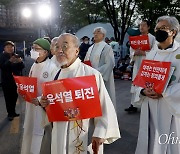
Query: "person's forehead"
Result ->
[[156, 20, 170, 27], [51, 41, 57, 46], [5, 44, 14, 48], [94, 29, 103, 33], [140, 22, 147, 26], [58, 35, 73, 44], [33, 44, 43, 48]]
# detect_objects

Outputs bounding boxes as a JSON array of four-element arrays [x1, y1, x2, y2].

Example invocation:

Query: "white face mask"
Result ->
[[30, 49, 39, 60]]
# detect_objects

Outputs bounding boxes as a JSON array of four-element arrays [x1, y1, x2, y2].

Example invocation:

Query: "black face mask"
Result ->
[[155, 30, 169, 42]]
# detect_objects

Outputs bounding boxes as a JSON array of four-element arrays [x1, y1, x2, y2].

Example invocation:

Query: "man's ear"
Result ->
[[76, 48, 79, 55], [171, 30, 177, 38]]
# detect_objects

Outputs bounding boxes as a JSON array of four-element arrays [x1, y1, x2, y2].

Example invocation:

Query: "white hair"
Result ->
[[58, 33, 80, 47], [156, 16, 180, 36], [94, 27, 107, 36], [51, 37, 59, 44]]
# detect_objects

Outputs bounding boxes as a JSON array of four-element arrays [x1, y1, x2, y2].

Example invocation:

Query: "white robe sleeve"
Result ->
[[133, 87, 144, 103], [92, 73, 120, 144], [163, 82, 180, 117], [130, 47, 136, 62], [97, 47, 115, 82]]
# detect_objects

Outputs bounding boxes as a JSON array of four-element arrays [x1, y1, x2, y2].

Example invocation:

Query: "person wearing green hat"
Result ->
[[21, 38, 58, 154]]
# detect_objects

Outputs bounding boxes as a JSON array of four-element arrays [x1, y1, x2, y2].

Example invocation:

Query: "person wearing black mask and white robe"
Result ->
[[134, 16, 180, 154]]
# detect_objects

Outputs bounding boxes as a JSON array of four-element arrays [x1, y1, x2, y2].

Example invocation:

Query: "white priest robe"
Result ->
[[130, 33, 155, 106], [50, 55, 59, 67], [84, 41, 116, 109], [134, 40, 180, 154], [48, 58, 120, 154], [21, 58, 58, 154]]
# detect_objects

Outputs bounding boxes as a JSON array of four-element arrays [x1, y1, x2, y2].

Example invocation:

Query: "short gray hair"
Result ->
[[58, 33, 80, 47], [156, 16, 180, 36], [51, 37, 59, 44], [94, 27, 107, 36]]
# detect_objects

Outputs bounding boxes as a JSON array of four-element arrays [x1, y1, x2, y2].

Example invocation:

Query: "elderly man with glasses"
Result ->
[[134, 16, 180, 154], [39, 33, 120, 154]]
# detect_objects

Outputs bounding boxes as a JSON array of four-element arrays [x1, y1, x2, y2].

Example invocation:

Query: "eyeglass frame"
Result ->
[[54, 43, 70, 53], [154, 25, 173, 32], [31, 46, 45, 52]]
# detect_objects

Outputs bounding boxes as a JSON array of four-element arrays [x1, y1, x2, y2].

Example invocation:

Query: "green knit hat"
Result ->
[[33, 38, 50, 52]]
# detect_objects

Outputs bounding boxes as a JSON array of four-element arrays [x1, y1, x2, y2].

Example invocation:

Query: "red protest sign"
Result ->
[[13, 75, 37, 102], [133, 60, 171, 94], [42, 75, 102, 122], [129, 35, 150, 51]]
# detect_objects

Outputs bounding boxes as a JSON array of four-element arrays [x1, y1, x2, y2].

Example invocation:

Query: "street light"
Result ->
[[20, 3, 52, 58], [38, 4, 51, 20], [22, 8, 32, 18], [21, 3, 51, 37], [21, 7, 32, 58]]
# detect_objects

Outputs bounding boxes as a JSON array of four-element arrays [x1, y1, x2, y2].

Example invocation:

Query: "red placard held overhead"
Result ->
[[129, 35, 150, 51], [42, 75, 102, 122], [133, 60, 172, 94], [13, 75, 37, 102]]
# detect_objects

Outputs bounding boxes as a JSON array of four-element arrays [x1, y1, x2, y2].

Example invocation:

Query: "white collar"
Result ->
[[61, 58, 81, 72], [154, 40, 180, 54]]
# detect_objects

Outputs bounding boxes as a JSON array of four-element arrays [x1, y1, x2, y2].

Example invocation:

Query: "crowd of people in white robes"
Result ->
[[11, 15, 180, 154]]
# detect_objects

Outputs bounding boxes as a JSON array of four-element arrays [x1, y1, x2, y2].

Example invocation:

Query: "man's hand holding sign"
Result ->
[[141, 86, 163, 99]]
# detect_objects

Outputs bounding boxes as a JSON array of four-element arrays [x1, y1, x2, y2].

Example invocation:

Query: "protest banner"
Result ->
[[13, 75, 37, 102], [133, 60, 172, 94], [129, 35, 150, 51], [42, 75, 102, 121]]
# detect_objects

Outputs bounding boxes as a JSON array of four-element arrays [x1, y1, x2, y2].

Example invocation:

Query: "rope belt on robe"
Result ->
[[54, 69, 86, 154]]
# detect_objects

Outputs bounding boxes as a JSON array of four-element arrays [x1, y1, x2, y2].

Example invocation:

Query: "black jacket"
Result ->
[[0, 52, 25, 85], [79, 43, 91, 61]]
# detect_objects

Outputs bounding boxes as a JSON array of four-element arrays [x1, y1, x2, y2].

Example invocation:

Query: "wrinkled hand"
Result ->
[[143, 88, 162, 99], [92, 137, 105, 154], [134, 49, 145, 56], [39, 96, 50, 107], [31, 98, 40, 106]]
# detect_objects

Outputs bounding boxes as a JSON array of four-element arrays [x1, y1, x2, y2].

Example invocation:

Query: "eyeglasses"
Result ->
[[31, 46, 44, 51], [154, 26, 170, 31], [55, 43, 69, 52]]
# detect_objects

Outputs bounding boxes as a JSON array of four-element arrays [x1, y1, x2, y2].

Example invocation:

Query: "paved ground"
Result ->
[[0, 56, 140, 154], [104, 80, 140, 154]]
